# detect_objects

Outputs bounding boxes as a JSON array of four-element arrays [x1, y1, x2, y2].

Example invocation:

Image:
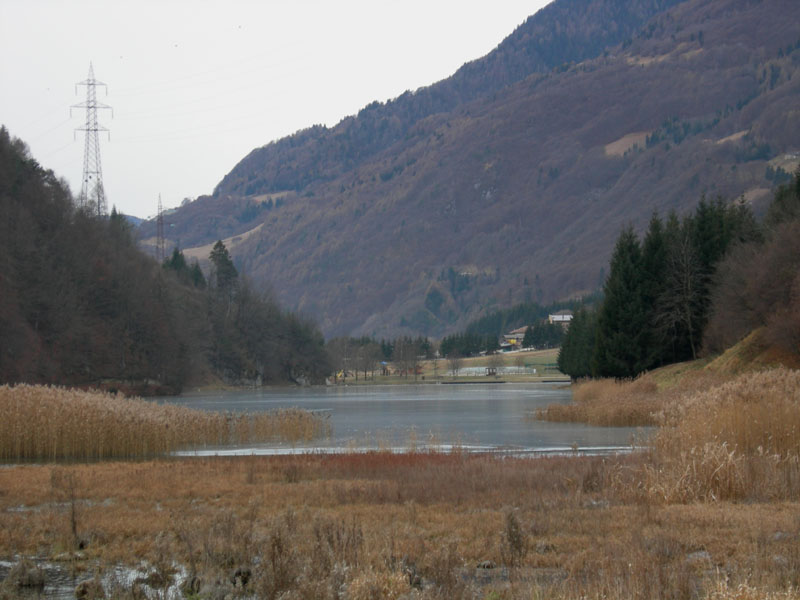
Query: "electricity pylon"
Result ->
[[72, 62, 112, 217], [156, 194, 166, 262]]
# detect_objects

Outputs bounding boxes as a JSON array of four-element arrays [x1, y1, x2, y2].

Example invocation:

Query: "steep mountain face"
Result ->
[[142, 0, 800, 339], [212, 0, 684, 199]]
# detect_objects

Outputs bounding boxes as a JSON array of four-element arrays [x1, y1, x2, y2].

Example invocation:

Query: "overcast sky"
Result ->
[[1, 0, 550, 219]]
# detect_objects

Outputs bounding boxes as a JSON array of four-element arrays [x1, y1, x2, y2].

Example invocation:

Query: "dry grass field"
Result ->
[[1, 370, 799, 599]]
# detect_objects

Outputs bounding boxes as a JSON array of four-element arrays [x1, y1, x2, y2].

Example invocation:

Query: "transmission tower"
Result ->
[[156, 194, 166, 262], [72, 62, 112, 217]]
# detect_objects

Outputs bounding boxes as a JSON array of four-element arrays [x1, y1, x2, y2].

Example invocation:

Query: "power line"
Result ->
[[156, 193, 166, 263], [72, 62, 112, 217]]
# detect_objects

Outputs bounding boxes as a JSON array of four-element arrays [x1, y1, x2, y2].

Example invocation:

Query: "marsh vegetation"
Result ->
[[0, 385, 330, 461], [1, 368, 798, 599]]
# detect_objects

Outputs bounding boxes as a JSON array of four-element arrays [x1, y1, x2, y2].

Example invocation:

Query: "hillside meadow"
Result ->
[[1, 367, 799, 599]]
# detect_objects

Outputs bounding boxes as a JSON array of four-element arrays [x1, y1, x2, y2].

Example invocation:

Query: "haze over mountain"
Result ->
[[139, 0, 800, 339]]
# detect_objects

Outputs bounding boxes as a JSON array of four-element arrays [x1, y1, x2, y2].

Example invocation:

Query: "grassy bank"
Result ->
[[537, 327, 800, 428], [537, 366, 800, 502], [0, 385, 330, 461]]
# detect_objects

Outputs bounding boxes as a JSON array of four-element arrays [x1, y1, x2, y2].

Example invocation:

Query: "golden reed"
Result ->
[[0, 384, 329, 460]]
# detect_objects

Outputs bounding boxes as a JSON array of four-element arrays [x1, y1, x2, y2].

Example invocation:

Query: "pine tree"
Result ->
[[189, 261, 206, 289], [209, 240, 238, 293], [522, 326, 534, 349], [593, 226, 648, 378], [640, 213, 668, 368], [557, 308, 596, 379]]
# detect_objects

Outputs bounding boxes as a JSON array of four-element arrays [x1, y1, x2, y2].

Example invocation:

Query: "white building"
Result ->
[[548, 310, 573, 327]]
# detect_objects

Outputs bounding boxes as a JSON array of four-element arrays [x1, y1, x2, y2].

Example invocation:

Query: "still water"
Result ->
[[160, 383, 646, 455]]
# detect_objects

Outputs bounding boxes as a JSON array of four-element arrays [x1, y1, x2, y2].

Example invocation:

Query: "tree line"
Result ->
[[0, 127, 330, 393], [325, 335, 434, 381], [325, 317, 568, 380], [559, 174, 800, 379]]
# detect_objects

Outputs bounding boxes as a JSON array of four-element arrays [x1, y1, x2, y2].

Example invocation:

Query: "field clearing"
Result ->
[[604, 131, 649, 156], [716, 130, 749, 145], [181, 222, 264, 261], [345, 348, 567, 385]]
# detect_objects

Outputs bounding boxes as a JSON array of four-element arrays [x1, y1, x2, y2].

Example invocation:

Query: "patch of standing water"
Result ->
[[0, 558, 189, 600]]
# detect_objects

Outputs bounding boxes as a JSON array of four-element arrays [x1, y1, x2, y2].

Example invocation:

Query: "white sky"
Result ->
[[1, 0, 549, 219]]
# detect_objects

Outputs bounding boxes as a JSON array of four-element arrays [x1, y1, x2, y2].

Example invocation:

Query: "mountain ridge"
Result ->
[[212, 0, 685, 199], [139, 0, 800, 339]]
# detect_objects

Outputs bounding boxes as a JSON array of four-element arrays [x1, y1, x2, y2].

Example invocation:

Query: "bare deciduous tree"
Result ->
[[393, 338, 420, 380], [354, 342, 381, 381], [447, 354, 462, 379], [487, 351, 504, 378], [655, 229, 707, 359], [705, 222, 800, 354]]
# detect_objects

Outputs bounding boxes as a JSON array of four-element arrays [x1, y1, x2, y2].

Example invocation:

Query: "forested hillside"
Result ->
[[0, 127, 329, 392], [140, 0, 800, 339]]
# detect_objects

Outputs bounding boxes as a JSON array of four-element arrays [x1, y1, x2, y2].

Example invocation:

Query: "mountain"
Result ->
[[123, 213, 144, 227], [139, 0, 800, 339]]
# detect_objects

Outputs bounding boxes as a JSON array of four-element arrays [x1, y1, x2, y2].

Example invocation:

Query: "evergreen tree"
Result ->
[[209, 240, 238, 293], [640, 213, 669, 368], [592, 226, 648, 378], [765, 168, 800, 228], [692, 196, 727, 274], [164, 248, 206, 289], [163, 247, 188, 276], [557, 308, 597, 379], [522, 326, 534, 349], [189, 261, 206, 289]]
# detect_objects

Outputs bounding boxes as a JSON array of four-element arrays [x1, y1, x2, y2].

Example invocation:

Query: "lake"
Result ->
[[159, 382, 647, 456]]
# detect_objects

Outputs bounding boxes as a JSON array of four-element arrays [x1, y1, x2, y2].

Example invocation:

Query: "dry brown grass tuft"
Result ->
[[537, 369, 731, 427], [537, 375, 661, 426], [708, 581, 800, 599], [0, 384, 329, 461], [0, 453, 798, 599], [536, 367, 800, 504], [641, 368, 800, 503]]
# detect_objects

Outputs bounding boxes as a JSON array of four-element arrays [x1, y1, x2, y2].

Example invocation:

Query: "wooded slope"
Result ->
[[0, 127, 329, 391]]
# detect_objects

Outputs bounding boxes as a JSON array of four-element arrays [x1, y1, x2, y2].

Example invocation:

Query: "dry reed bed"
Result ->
[[536, 370, 729, 426], [538, 367, 800, 503], [536, 376, 661, 426], [0, 384, 329, 460], [642, 368, 800, 502]]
